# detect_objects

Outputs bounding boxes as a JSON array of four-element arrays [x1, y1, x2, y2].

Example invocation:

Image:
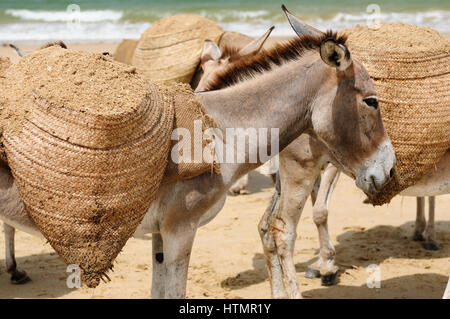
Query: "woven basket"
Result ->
[[116, 31, 251, 76], [160, 82, 220, 184], [113, 39, 139, 65], [132, 14, 223, 83], [0, 56, 11, 163], [1, 47, 174, 287], [340, 23, 450, 205]]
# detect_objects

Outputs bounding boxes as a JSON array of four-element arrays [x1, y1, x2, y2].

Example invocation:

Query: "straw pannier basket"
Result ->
[[132, 14, 223, 83], [114, 31, 250, 71], [113, 39, 139, 65], [340, 23, 450, 205], [160, 82, 220, 184], [0, 56, 11, 163], [0, 47, 174, 287]]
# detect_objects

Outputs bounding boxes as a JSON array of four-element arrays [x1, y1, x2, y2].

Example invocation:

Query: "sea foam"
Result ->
[[1, 9, 448, 44], [5, 9, 123, 22]]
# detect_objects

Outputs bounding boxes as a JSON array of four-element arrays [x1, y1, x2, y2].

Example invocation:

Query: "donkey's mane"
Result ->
[[219, 45, 240, 61], [207, 30, 347, 91], [40, 40, 67, 50]]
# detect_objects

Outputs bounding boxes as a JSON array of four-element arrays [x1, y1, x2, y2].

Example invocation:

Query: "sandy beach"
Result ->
[[0, 172, 448, 299], [0, 35, 449, 299]]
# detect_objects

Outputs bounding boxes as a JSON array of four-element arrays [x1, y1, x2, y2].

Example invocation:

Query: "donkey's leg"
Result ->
[[229, 174, 249, 195], [259, 175, 288, 298], [413, 197, 426, 242], [304, 174, 322, 279], [151, 233, 166, 298], [307, 164, 340, 286], [4, 223, 30, 284], [423, 196, 438, 251], [272, 166, 320, 298], [310, 174, 321, 206], [304, 172, 322, 279], [161, 222, 198, 299]]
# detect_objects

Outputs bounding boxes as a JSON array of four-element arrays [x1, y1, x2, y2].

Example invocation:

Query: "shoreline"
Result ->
[[1, 33, 448, 63]]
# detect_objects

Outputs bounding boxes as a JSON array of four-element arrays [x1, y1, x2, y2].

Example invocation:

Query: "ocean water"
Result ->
[[0, 0, 449, 43]]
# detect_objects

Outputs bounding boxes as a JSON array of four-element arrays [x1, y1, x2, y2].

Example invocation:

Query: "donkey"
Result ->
[[0, 19, 395, 298], [1, 28, 276, 285], [262, 151, 448, 298], [255, 6, 450, 299], [191, 29, 341, 291], [413, 197, 437, 249]]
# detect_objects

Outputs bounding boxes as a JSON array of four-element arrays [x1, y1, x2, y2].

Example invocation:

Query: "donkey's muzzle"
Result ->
[[356, 140, 396, 196]]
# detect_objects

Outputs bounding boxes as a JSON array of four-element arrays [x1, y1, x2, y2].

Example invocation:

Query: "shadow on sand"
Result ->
[[0, 252, 72, 298], [220, 221, 450, 297], [302, 273, 448, 299]]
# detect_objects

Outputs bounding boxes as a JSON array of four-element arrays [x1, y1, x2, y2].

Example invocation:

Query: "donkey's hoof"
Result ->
[[423, 242, 439, 251], [304, 267, 320, 279], [321, 273, 337, 286], [10, 269, 31, 285], [412, 233, 425, 242]]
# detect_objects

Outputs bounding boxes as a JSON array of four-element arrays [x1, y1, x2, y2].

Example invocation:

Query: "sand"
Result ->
[[0, 38, 448, 298], [0, 57, 10, 76], [5, 46, 145, 116], [0, 172, 447, 299]]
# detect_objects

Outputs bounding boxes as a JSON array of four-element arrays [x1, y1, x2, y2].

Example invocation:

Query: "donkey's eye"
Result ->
[[363, 97, 378, 109]]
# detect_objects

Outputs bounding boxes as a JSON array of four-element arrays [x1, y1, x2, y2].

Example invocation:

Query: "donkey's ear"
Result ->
[[237, 26, 274, 57], [9, 44, 27, 57], [201, 40, 221, 63], [281, 5, 323, 37], [320, 39, 352, 71]]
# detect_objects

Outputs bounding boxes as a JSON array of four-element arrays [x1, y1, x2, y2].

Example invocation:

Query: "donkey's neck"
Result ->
[[196, 52, 326, 184]]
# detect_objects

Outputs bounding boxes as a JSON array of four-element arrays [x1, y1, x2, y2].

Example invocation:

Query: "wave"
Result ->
[[326, 10, 450, 25], [202, 9, 271, 22], [313, 10, 450, 33], [222, 11, 450, 37], [224, 10, 450, 36], [0, 22, 150, 43], [5, 9, 123, 22]]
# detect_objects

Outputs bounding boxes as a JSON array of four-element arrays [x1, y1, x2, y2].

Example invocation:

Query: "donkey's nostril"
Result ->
[[389, 168, 394, 178], [370, 175, 377, 191]]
